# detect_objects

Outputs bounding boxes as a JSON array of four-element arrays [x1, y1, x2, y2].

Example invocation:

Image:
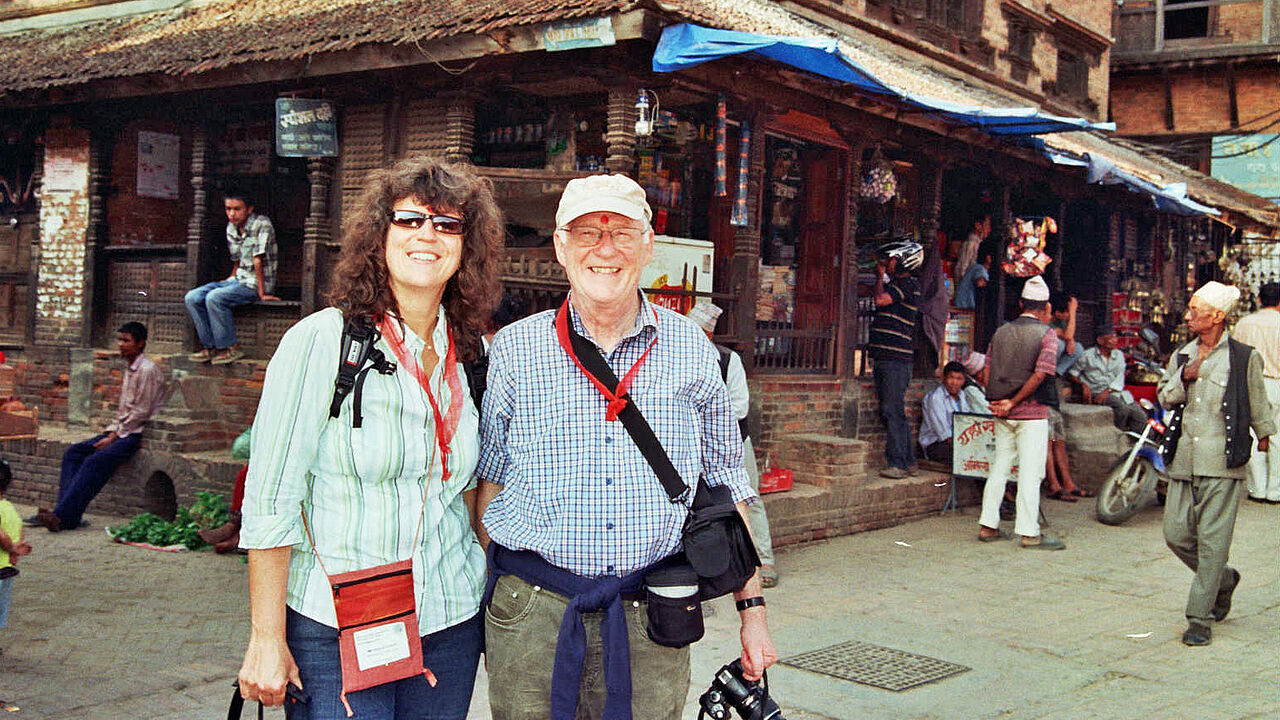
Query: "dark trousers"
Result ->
[[873, 358, 915, 470], [923, 440, 953, 465], [54, 433, 141, 529]]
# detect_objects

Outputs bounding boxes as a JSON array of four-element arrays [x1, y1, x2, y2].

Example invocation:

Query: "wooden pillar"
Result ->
[[1052, 199, 1067, 292], [81, 129, 109, 347], [993, 182, 1011, 327], [605, 86, 638, 175], [25, 142, 42, 345], [1106, 209, 1122, 300], [302, 157, 335, 317], [733, 105, 768, 374], [185, 125, 209, 300], [917, 159, 944, 245], [444, 95, 475, 165], [838, 143, 867, 378]]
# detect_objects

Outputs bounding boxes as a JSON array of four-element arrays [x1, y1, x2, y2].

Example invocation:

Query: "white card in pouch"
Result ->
[[352, 622, 412, 670]]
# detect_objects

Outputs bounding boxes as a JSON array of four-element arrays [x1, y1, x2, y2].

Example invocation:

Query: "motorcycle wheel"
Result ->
[[1096, 457, 1158, 526]]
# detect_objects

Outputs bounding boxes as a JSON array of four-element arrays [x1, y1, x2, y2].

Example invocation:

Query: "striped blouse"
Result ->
[[241, 307, 484, 636]]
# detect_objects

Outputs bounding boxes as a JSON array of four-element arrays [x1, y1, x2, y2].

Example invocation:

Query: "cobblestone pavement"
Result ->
[[1, 494, 1276, 719]]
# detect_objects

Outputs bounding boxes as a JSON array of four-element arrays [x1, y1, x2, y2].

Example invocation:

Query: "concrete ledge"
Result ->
[[1060, 402, 1129, 493]]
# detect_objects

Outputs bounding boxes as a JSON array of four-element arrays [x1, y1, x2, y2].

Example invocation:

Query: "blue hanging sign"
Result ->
[[1211, 134, 1280, 202]]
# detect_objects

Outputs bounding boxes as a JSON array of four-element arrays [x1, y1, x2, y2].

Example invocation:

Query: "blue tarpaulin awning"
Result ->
[[652, 23, 1115, 136], [1082, 154, 1220, 216]]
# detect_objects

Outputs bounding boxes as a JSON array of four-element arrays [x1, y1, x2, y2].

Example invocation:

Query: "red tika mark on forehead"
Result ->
[[599, 213, 610, 225]]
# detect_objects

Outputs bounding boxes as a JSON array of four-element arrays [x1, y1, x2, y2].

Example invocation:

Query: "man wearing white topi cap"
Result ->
[[1158, 281, 1275, 646], [978, 275, 1066, 550]]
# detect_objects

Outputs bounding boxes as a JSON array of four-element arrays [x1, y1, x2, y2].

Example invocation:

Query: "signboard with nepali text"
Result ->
[[1211, 134, 1280, 202], [543, 17, 616, 51], [275, 98, 338, 157], [951, 412, 1019, 480]]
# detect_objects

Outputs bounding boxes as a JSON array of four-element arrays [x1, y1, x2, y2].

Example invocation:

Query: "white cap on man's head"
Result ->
[[1191, 281, 1241, 315], [1021, 275, 1050, 302], [555, 174, 653, 229], [687, 299, 724, 333]]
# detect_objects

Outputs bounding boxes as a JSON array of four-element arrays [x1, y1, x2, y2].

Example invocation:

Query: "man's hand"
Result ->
[[988, 399, 1012, 417], [1259, 436, 1270, 452], [259, 293, 281, 302], [1094, 389, 1110, 405], [1080, 386, 1093, 404], [13, 541, 31, 557], [738, 611, 777, 682], [92, 433, 118, 450], [1182, 358, 1202, 383], [1067, 297, 1078, 315]]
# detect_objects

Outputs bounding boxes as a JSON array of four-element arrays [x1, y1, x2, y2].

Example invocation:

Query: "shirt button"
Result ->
[[605, 478, 614, 485], [605, 437, 614, 444], [607, 522, 615, 529], [607, 565, 615, 572]]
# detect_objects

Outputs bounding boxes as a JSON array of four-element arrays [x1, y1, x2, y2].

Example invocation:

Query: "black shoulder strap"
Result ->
[[331, 316, 397, 428], [716, 344, 731, 383], [565, 325, 690, 504], [461, 339, 489, 412]]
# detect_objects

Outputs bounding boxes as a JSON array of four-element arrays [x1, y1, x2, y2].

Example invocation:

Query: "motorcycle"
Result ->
[[1095, 344, 1170, 526]]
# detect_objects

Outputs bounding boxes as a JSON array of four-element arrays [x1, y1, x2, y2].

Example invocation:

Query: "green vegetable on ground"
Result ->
[[107, 491, 232, 551]]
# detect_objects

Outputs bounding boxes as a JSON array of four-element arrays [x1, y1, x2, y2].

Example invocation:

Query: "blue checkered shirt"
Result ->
[[477, 293, 754, 578]]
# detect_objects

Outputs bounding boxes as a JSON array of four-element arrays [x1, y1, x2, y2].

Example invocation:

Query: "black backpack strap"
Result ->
[[331, 315, 397, 428], [565, 326, 690, 505], [716, 344, 731, 383], [462, 338, 489, 412]]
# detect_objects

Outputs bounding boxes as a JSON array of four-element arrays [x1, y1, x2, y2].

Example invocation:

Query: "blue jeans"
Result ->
[[0, 575, 12, 628], [54, 433, 142, 529], [286, 608, 482, 720], [185, 280, 258, 349], [873, 358, 915, 470]]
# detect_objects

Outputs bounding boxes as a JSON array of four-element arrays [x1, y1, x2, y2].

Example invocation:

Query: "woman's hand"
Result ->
[[238, 631, 301, 707]]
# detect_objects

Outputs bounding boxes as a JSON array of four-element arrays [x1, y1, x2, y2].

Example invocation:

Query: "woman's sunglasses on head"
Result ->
[[389, 210, 465, 235]]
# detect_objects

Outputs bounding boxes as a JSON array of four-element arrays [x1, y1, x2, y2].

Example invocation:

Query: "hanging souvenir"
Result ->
[[714, 95, 728, 197], [858, 145, 897, 204], [731, 120, 751, 226], [1001, 216, 1055, 277]]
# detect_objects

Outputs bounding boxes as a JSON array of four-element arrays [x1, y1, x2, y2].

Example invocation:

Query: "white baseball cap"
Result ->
[[555, 174, 652, 228]]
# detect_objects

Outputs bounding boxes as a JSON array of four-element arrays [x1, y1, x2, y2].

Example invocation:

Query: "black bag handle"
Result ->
[[226, 685, 264, 720], [565, 324, 690, 505]]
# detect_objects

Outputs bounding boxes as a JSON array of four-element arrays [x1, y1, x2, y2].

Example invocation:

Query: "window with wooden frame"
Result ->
[[1056, 48, 1090, 104]]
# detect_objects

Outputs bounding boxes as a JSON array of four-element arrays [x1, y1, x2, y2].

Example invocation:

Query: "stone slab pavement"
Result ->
[[1, 493, 1276, 719]]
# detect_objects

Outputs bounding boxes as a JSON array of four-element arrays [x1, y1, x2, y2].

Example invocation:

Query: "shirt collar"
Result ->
[[387, 305, 449, 355], [566, 290, 658, 346], [125, 353, 146, 372]]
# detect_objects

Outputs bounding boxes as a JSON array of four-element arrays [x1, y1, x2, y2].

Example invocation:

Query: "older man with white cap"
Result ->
[[978, 275, 1066, 549], [475, 174, 775, 720], [1158, 281, 1275, 646]]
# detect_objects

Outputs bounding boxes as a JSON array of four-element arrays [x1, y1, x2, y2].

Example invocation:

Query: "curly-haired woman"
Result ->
[[236, 158, 503, 719]]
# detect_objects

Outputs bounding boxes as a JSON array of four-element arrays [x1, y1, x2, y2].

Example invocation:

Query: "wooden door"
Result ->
[[793, 148, 843, 330]]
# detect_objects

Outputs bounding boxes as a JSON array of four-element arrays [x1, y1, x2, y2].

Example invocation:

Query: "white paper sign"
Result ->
[[952, 412, 1019, 479], [352, 622, 411, 670], [137, 131, 181, 200]]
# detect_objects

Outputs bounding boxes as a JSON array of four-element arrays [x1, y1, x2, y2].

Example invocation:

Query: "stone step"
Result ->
[[761, 470, 982, 548], [771, 432, 874, 488], [1059, 402, 1130, 493]]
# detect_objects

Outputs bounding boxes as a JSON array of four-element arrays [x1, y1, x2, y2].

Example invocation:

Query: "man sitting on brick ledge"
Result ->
[[29, 322, 165, 532]]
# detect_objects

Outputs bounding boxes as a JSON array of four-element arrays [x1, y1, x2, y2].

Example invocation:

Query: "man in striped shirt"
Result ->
[[870, 242, 921, 479]]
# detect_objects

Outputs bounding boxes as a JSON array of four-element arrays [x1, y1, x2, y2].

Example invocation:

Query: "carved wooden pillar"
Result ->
[[185, 123, 210, 349], [732, 105, 767, 374], [444, 95, 476, 165], [605, 86, 638, 175], [81, 129, 109, 347], [917, 159, 944, 245], [992, 182, 1011, 332], [839, 143, 867, 378], [302, 157, 335, 316], [1052, 199, 1067, 292], [25, 141, 43, 346]]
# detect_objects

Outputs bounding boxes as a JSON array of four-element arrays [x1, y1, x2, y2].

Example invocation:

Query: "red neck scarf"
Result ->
[[379, 315, 464, 482], [555, 298, 659, 421]]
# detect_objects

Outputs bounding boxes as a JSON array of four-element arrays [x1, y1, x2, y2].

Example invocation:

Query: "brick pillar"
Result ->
[[839, 144, 866, 378], [302, 157, 335, 316], [35, 125, 91, 347], [732, 105, 768, 374], [605, 86, 638, 175], [444, 95, 475, 165]]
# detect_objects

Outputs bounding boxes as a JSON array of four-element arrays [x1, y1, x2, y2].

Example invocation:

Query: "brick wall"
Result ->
[[1113, 65, 1280, 136], [36, 127, 91, 346]]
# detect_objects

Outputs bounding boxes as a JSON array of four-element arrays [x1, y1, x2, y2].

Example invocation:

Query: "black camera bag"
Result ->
[[565, 323, 759, 601]]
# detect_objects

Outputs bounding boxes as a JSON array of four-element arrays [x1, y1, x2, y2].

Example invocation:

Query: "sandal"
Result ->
[[1046, 491, 1077, 503], [978, 529, 1011, 542], [1067, 488, 1095, 498]]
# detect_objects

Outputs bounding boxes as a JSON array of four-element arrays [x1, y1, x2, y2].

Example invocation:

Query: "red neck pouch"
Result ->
[[554, 298, 659, 422]]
